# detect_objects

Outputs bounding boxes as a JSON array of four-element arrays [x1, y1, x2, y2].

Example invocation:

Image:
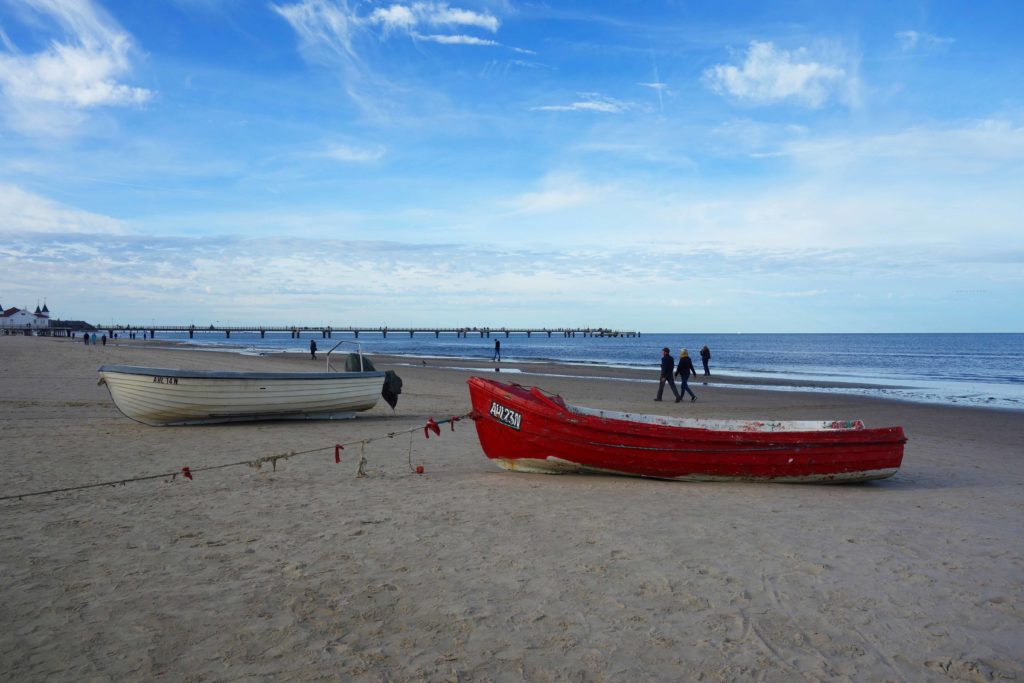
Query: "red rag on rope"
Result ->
[[334, 444, 344, 464], [181, 466, 193, 480], [449, 416, 461, 431], [424, 418, 441, 438]]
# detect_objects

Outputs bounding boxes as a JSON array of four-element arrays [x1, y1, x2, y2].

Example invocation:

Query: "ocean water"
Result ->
[[148, 331, 1024, 411]]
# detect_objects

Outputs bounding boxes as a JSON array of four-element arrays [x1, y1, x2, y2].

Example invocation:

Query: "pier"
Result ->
[[92, 325, 640, 340]]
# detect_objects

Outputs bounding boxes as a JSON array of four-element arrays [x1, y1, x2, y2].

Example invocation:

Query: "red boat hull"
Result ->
[[468, 377, 906, 483]]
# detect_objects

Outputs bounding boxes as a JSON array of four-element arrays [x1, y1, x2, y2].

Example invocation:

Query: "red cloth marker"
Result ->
[[335, 444, 344, 463], [181, 466, 193, 480], [424, 418, 441, 438]]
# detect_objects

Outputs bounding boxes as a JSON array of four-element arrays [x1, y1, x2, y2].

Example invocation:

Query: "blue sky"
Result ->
[[1, 0, 1021, 332]]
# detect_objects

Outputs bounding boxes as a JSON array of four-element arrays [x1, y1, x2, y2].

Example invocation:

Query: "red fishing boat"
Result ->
[[467, 377, 906, 483]]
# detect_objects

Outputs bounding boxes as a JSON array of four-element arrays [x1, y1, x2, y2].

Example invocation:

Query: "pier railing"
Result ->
[[89, 325, 640, 340]]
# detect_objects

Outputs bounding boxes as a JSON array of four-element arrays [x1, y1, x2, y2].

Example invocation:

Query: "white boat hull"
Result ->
[[98, 365, 386, 426]]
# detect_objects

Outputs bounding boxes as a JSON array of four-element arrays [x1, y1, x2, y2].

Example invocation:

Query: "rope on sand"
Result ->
[[0, 413, 475, 503]]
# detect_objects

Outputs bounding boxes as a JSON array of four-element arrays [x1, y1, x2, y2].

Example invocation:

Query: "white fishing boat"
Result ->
[[98, 342, 392, 426]]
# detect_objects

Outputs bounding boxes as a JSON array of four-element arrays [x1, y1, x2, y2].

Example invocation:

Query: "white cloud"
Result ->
[[703, 41, 849, 108], [0, 0, 151, 133], [5, 228, 1020, 330], [368, 3, 499, 33], [0, 183, 126, 234], [532, 93, 632, 113], [368, 4, 417, 32], [429, 5, 498, 32]]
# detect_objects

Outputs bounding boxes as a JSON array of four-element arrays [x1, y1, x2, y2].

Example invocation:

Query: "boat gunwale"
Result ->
[[470, 377, 905, 441], [99, 364, 385, 381]]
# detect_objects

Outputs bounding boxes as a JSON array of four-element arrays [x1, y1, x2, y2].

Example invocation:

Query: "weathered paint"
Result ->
[[490, 457, 898, 483], [468, 377, 906, 484]]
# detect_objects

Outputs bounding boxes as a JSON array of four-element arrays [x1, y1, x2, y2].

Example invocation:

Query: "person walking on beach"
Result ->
[[310, 339, 317, 360], [655, 347, 680, 402], [82, 333, 89, 346], [91, 333, 97, 345], [493, 339, 501, 362], [676, 348, 698, 402], [700, 345, 711, 376], [101, 334, 107, 346]]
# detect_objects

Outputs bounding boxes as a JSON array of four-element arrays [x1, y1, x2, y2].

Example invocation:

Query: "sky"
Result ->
[[0, 0, 1022, 332]]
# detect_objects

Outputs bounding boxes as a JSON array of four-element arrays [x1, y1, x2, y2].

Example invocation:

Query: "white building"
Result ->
[[1, 303, 51, 331]]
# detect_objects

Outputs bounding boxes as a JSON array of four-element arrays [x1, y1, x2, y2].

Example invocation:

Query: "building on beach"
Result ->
[[1, 302, 51, 333]]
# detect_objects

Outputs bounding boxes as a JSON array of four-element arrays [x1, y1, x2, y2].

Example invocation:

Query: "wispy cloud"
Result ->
[[0, 183, 126, 234], [271, 0, 360, 64], [322, 142, 386, 162], [505, 174, 602, 214], [273, 0, 513, 113], [0, 0, 151, 135], [276, 0, 502, 49], [896, 30, 954, 52], [413, 33, 500, 46], [532, 93, 632, 113], [703, 41, 851, 108], [776, 118, 1024, 175]]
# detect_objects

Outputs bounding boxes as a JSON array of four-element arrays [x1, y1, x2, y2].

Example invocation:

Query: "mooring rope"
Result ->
[[0, 413, 474, 503]]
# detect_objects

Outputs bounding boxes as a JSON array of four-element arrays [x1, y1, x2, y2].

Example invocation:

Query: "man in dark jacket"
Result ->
[[655, 347, 680, 401]]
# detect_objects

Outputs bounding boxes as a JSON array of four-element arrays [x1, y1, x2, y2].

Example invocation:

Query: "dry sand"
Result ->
[[1, 334, 1022, 681]]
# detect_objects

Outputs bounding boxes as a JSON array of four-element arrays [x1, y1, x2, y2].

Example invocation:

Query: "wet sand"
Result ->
[[2, 335, 1022, 681]]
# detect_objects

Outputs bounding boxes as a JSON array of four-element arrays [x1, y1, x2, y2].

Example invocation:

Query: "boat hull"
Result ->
[[99, 365, 386, 426], [468, 377, 906, 483]]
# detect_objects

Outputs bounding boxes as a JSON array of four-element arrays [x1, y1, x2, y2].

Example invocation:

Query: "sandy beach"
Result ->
[[1, 334, 1022, 681]]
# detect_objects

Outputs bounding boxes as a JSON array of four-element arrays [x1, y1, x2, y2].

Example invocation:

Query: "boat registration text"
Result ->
[[489, 401, 522, 430], [152, 376, 180, 385]]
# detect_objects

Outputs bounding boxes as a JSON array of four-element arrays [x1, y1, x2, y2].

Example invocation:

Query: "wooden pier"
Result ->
[[92, 325, 640, 340]]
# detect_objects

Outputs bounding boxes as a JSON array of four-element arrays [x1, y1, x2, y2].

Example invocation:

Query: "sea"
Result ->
[[149, 331, 1024, 412]]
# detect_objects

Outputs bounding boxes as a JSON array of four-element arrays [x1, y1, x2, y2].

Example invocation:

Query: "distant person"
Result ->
[[654, 347, 680, 402], [91, 333, 97, 345], [493, 339, 501, 362], [676, 349, 698, 402], [700, 345, 711, 376], [101, 334, 107, 346], [83, 333, 89, 346], [310, 339, 317, 360]]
